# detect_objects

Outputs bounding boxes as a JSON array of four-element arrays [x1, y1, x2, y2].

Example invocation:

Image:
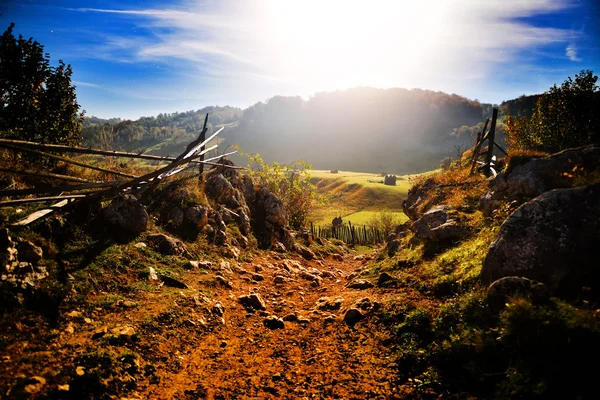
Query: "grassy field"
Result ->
[[309, 170, 419, 227]]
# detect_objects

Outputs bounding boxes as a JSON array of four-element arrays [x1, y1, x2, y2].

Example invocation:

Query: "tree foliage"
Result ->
[[0, 23, 83, 146], [506, 70, 600, 151], [244, 153, 322, 229]]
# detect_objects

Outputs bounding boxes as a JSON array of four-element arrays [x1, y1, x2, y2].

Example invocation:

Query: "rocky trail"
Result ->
[[2, 246, 410, 399]]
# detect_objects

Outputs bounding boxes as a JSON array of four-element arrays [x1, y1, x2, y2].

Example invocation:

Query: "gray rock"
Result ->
[[103, 194, 148, 235], [238, 293, 266, 310], [298, 245, 316, 260], [347, 279, 374, 290], [185, 206, 209, 229], [168, 207, 184, 228], [377, 272, 395, 287], [427, 220, 465, 241], [492, 144, 600, 200], [481, 183, 600, 296], [343, 308, 364, 326], [402, 178, 437, 220], [387, 239, 401, 256], [411, 205, 451, 239], [17, 241, 43, 264], [147, 233, 187, 256], [315, 296, 344, 311], [263, 316, 285, 329], [487, 276, 549, 309], [252, 273, 264, 282]]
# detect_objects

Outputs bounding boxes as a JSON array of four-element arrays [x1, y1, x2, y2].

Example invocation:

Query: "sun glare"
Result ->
[[258, 1, 448, 92]]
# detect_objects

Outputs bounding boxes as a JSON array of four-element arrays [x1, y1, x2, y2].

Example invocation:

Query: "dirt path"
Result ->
[[1, 248, 406, 399], [138, 250, 400, 399]]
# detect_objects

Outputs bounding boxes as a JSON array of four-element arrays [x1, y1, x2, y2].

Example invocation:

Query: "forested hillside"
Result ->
[[82, 89, 539, 173]]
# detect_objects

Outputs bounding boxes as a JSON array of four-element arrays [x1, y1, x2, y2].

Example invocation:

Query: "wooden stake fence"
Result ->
[[0, 114, 239, 226], [310, 221, 385, 246]]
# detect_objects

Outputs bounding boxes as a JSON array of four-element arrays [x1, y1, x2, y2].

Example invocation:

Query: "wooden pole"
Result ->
[[484, 108, 498, 177], [0, 138, 184, 162], [0, 194, 89, 207], [1, 143, 138, 179], [0, 166, 109, 184], [199, 113, 208, 182], [469, 118, 489, 175], [0, 181, 124, 198]]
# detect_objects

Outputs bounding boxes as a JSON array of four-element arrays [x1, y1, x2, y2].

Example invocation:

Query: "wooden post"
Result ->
[[484, 108, 498, 177], [469, 118, 489, 175], [199, 113, 209, 183]]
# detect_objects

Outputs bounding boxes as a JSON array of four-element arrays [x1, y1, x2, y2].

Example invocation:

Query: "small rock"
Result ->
[[377, 272, 395, 287], [332, 253, 344, 262], [215, 275, 233, 289], [274, 275, 286, 284], [58, 384, 70, 391], [298, 316, 311, 324], [184, 260, 200, 270], [252, 273, 265, 282], [223, 246, 241, 259], [17, 241, 43, 264], [197, 261, 213, 269], [64, 324, 75, 334], [147, 233, 187, 256], [92, 327, 107, 340], [212, 302, 225, 316], [387, 239, 401, 256], [111, 325, 136, 338], [66, 310, 82, 318], [315, 296, 344, 311], [24, 376, 46, 394], [160, 275, 188, 289], [347, 279, 374, 290], [323, 315, 336, 324], [298, 245, 316, 260], [238, 293, 267, 311], [487, 276, 550, 310], [263, 316, 285, 329], [343, 308, 364, 326], [148, 267, 159, 281], [75, 366, 85, 376], [283, 313, 298, 322], [134, 242, 147, 249]]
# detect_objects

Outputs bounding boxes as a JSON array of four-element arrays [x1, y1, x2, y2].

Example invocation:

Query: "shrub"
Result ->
[[506, 70, 599, 151], [368, 210, 402, 234], [245, 153, 322, 229]]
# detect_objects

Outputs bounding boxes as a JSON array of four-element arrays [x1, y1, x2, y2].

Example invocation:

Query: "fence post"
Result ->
[[484, 108, 498, 177]]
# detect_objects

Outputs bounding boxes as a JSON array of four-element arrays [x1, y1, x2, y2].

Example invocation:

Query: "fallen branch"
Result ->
[[0, 166, 112, 184], [0, 181, 123, 198], [0, 143, 138, 179], [0, 194, 89, 207]]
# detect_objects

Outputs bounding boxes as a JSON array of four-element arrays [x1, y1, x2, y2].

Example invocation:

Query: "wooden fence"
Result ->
[[310, 221, 385, 246]]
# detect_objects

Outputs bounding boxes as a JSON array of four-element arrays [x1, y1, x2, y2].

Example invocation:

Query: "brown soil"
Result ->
[[1, 249, 410, 399]]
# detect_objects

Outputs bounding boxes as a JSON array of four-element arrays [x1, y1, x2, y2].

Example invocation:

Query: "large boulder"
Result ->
[[481, 182, 600, 297], [103, 194, 148, 235], [491, 144, 599, 200]]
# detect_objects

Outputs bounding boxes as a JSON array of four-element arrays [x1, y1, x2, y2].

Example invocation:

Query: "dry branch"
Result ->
[[0, 143, 138, 179], [0, 166, 111, 184], [0, 194, 89, 207], [0, 181, 123, 198]]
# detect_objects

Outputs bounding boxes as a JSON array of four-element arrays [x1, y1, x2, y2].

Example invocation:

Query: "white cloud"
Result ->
[[566, 43, 582, 61], [71, 0, 579, 105], [72, 80, 101, 88]]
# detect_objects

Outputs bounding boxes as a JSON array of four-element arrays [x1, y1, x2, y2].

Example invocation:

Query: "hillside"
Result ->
[[80, 88, 542, 174]]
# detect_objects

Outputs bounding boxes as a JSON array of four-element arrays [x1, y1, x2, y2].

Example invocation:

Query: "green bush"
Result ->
[[245, 153, 322, 229]]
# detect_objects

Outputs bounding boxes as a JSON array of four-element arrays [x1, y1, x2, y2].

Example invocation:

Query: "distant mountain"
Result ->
[[82, 88, 540, 173]]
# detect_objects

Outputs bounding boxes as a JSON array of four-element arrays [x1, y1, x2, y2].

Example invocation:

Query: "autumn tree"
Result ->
[[0, 23, 83, 146], [506, 70, 600, 151]]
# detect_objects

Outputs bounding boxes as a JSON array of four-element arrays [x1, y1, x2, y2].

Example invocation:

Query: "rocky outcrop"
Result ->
[[410, 205, 465, 241], [0, 229, 48, 291], [479, 144, 600, 216], [252, 187, 293, 249], [481, 182, 600, 297], [402, 178, 437, 220], [103, 194, 148, 235]]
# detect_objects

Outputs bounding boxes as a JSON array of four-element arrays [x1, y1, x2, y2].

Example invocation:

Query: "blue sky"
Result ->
[[1, 0, 599, 119]]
